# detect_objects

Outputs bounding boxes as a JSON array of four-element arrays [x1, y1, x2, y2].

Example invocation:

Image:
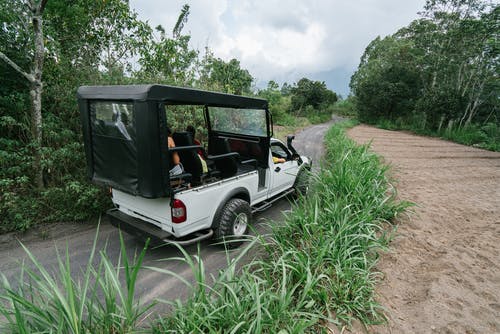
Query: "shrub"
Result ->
[[440, 122, 500, 151], [331, 97, 357, 117]]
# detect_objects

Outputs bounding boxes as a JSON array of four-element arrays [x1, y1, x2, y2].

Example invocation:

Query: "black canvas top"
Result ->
[[77, 84, 268, 109], [78, 84, 270, 198]]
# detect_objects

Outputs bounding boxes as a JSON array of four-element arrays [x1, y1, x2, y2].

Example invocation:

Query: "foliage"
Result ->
[[0, 0, 141, 232], [46, 0, 152, 76], [350, 0, 499, 147], [198, 51, 253, 95], [291, 78, 338, 114], [136, 23, 198, 85], [349, 36, 423, 124], [258, 81, 295, 125], [258, 79, 338, 126], [173, 4, 190, 39], [331, 97, 357, 117], [0, 229, 153, 333]]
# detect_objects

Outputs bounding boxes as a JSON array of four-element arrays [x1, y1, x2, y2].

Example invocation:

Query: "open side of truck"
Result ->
[[78, 84, 311, 247]]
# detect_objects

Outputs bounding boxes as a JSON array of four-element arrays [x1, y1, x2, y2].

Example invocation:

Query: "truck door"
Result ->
[[268, 141, 298, 197]]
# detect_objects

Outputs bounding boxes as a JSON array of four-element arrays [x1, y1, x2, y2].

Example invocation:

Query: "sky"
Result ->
[[129, 0, 426, 96]]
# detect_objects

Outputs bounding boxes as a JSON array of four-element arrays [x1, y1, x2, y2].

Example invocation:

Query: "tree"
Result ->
[[0, 0, 156, 230], [136, 5, 198, 85], [280, 82, 292, 96], [173, 4, 190, 39], [350, 36, 422, 123], [200, 56, 253, 95], [398, 0, 498, 127], [290, 78, 338, 114], [0, 0, 48, 188], [258, 81, 281, 105], [350, 0, 498, 129], [44, 0, 151, 78]]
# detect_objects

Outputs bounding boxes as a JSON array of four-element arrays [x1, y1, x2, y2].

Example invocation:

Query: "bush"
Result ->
[[304, 104, 332, 124], [440, 122, 500, 151], [479, 123, 500, 151], [414, 89, 466, 131], [0, 143, 109, 233], [40, 181, 110, 222], [331, 98, 357, 117], [270, 96, 296, 126]]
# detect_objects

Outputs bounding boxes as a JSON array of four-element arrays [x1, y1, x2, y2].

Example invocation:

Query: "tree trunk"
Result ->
[[31, 7, 45, 189], [0, 0, 47, 188], [30, 82, 44, 188]]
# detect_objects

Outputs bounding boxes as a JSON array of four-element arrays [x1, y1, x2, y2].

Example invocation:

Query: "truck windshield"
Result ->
[[208, 107, 267, 137]]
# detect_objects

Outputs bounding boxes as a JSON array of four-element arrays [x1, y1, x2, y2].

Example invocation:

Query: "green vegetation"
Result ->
[[377, 119, 500, 151], [350, 0, 499, 151], [0, 228, 153, 333], [273, 117, 311, 142], [0, 122, 410, 332], [0, 1, 338, 233], [330, 97, 357, 118], [258, 79, 337, 126]]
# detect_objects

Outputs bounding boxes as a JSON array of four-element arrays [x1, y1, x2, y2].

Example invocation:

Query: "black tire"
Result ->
[[213, 198, 252, 248], [294, 168, 310, 197]]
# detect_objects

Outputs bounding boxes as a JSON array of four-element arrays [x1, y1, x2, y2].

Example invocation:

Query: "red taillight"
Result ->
[[171, 199, 187, 224]]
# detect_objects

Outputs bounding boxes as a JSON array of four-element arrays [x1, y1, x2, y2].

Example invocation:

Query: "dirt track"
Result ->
[[347, 125, 500, 334]]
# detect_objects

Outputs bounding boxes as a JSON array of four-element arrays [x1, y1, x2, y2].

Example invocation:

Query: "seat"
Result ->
[[172, 132, 205, 185], [210, 138, 237, 178]]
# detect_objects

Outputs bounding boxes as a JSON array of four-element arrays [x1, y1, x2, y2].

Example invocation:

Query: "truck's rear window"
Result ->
[[209, 107, 267, 137], [91, 101, 135, 140]]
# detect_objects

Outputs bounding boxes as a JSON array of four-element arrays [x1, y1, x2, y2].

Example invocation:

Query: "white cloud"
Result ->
[[129, 0, 426, 94]]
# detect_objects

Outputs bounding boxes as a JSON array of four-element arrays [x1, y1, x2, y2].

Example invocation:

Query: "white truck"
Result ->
[[78, 85, 311, 246]]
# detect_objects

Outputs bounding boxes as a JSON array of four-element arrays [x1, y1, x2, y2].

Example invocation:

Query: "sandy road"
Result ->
[[0, 119, 338, 315], [348, 125, 500, 334]]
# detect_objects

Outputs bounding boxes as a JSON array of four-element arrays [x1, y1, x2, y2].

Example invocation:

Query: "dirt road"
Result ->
[[0, 119, 337, 314], [348, 125, 500, 334]]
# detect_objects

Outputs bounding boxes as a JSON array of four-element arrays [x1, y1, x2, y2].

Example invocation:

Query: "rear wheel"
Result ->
[[213, 198, 252, 248]]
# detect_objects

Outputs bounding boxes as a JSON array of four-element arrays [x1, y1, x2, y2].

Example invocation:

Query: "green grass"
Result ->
[[440, 122, 500, 151], [154, 120, 410, 332], [0, 121, 410, 333], [376, 119, 500, 152], [273, 117, 310, 142], [0, 224, 154, 333]]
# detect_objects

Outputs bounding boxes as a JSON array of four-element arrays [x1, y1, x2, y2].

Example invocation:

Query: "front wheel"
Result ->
[[294, 168, 310, 197], [213, 198, 252, 248]]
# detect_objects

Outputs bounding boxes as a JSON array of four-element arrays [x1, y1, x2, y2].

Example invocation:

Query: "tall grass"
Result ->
[[271, 121, 410, 324], [376, 118, 500, 152], [154, 120, 410, 332], [1, 121, 409, 332], [152, 239, 324, 333], [440, 122, 500, 151], [0, 225, 154, 333]]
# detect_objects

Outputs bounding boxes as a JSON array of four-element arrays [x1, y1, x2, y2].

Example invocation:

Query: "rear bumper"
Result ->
[[107, 208, 213, 246]]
